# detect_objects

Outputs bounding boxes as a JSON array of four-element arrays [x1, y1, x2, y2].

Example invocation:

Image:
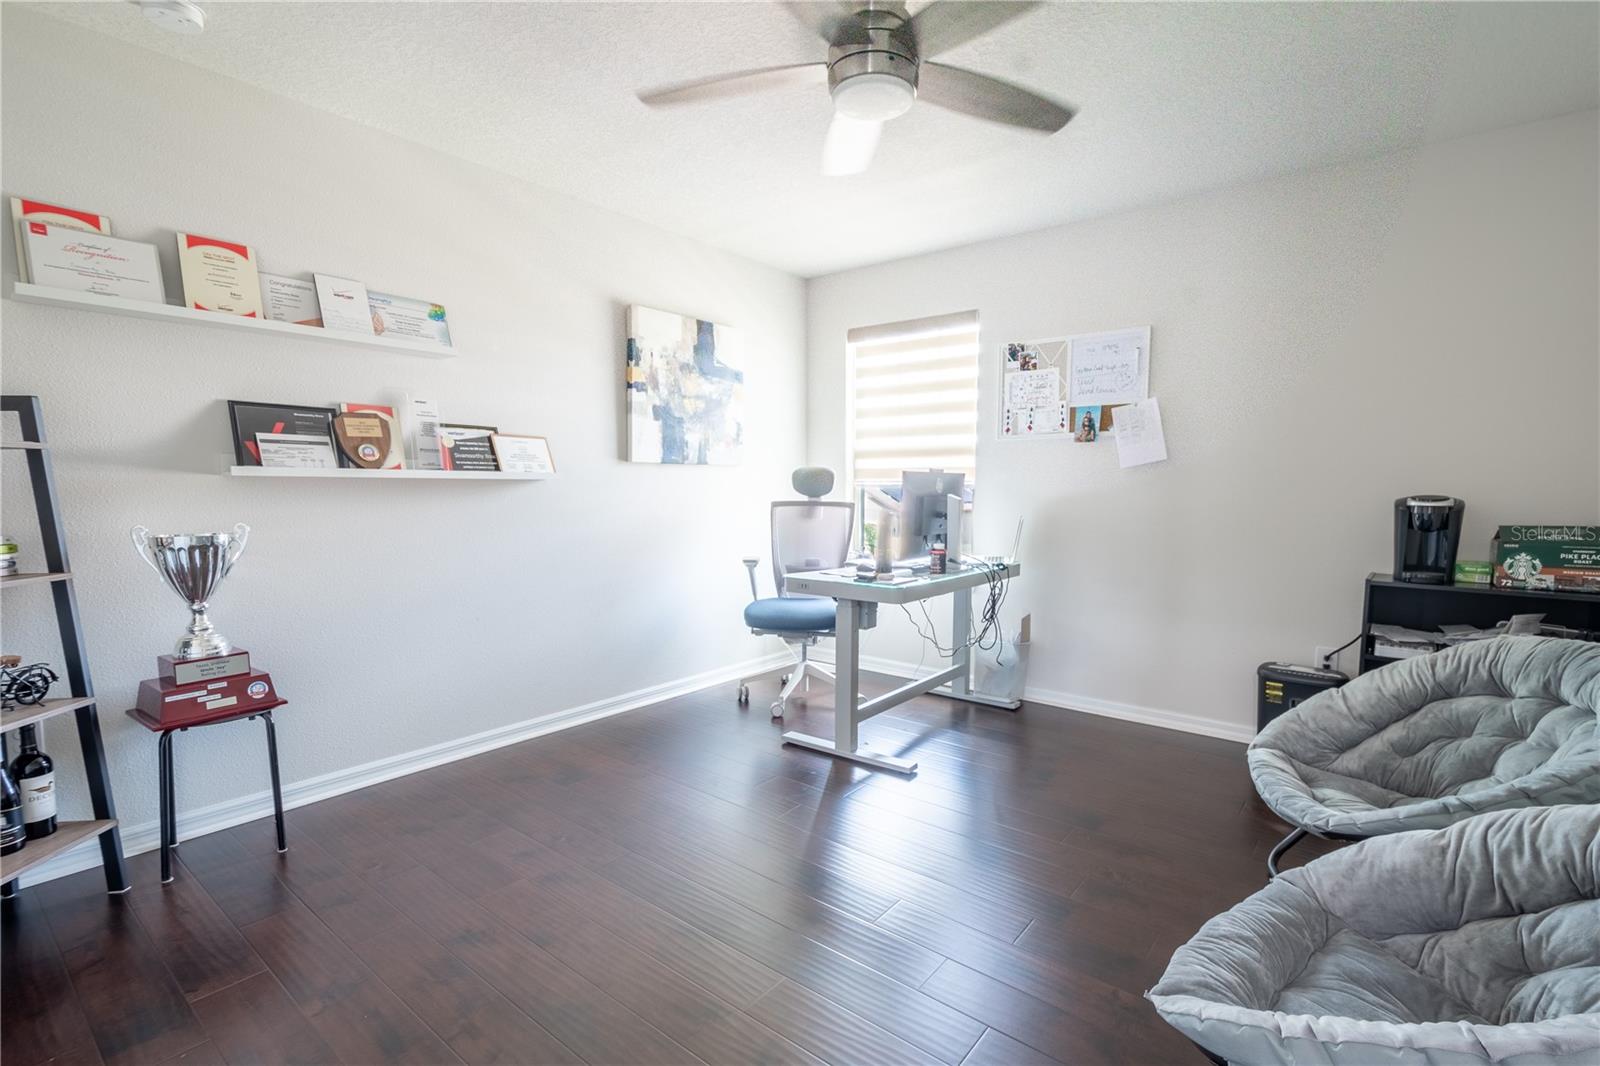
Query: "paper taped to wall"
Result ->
[[1114, 397, 1167, 468]]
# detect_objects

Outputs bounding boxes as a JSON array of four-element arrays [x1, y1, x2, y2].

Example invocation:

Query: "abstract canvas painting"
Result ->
[[626, 305, 744, 465]]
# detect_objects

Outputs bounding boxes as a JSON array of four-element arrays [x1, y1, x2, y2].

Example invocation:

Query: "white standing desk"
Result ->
[[780, 561, 1021, 774]]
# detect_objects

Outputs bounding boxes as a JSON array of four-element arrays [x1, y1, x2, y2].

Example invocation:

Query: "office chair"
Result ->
[[738, 467, 856, 717]]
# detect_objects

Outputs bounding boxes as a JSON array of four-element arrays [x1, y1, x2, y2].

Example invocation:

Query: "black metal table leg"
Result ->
[[262, 712, 286, 853], [1, 735, 14, 899], [159, 730, 174, 884], [1266, 826, 1307, 880]]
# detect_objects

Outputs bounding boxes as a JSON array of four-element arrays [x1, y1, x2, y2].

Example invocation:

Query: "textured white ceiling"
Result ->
[[29, 1, 1600, 277]]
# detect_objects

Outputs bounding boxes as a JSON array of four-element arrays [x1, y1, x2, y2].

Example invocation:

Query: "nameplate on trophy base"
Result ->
[[135, 668, 281, 729], [159, 648, 252, 685]]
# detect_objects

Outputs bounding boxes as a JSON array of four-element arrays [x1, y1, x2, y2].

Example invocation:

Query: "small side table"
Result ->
[[126, 700, 287, 884]]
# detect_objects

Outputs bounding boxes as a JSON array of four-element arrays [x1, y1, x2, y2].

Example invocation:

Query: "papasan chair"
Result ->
[[1148, 804, 1600, 1066], [1249, 635, 1599, 876]]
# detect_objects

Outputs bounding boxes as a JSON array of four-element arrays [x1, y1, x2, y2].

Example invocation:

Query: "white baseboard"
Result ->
[[821, 650, 1256, 745], [18, 651, 789, 889]]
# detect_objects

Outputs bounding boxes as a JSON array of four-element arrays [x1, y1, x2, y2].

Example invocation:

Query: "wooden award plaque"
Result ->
[[333, 412, 392, 469]]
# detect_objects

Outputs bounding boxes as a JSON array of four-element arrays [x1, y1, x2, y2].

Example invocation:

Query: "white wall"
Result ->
[[1, 9, 804, 856], [808, 112, 1600, 739]]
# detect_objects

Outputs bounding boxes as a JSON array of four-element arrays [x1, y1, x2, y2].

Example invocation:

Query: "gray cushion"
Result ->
[[1249, 637, 1600, 837], [744, 596, 835, 632], [1148, 805, 1600, 1065]]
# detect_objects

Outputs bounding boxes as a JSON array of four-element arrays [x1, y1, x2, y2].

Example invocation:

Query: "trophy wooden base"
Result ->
[[134, 667, 281, 729], [158, 647, 252, 685]]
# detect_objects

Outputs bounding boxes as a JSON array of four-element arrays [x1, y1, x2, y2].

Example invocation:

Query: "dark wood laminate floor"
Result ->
[[3, 674, 1339, 1066]]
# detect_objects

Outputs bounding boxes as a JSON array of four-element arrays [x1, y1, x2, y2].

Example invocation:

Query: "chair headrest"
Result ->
[[792, 467, 834, 499]]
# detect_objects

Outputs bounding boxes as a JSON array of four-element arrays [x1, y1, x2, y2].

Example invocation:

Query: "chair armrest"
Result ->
[[741, 557, 761, 601]]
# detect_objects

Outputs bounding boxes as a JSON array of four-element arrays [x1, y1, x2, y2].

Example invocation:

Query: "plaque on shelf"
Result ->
[[333, 412, 392, 469], [337, 403, 405, 469], [438, 424, 499, 472]]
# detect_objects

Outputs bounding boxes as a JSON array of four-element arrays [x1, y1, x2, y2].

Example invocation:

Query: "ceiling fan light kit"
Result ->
[[831, 72, 915, 122], [636, 1, 1074, 176]]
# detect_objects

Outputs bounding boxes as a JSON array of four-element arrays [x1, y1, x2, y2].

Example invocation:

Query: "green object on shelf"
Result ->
[[1453, 560, 1493, 586], [1492, 526, 1600, 594]]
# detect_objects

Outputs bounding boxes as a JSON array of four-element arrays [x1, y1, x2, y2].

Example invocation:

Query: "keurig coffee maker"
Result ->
[[1393, 495, 1464, 583]]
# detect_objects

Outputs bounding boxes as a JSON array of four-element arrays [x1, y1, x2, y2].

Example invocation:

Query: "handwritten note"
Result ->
[[1069, 329, 1148, 406], [1113, 397, 1167, 468], [1006, 368, 1059, 409]]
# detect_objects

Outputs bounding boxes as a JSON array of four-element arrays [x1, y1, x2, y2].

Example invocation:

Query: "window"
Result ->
[[846, 310, 980, 548]]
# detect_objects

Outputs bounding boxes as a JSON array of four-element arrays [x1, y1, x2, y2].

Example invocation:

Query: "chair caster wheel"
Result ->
[[737, 685, 749, 704], [780, 674, 791, 684], [770, 702, 785, 719]]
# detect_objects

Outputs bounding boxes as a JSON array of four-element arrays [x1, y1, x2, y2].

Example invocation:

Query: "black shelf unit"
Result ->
[[1359, 572, 1600, 673], [1, 394, 128, 896]]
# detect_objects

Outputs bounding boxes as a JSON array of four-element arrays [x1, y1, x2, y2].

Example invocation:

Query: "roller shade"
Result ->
[[848, 311, 979, 484]]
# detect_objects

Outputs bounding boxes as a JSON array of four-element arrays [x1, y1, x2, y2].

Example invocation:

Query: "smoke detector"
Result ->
[[134, 0, 206, 35]]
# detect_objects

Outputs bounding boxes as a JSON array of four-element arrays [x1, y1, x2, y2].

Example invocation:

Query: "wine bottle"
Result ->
[[0, 763, 24, 856], [10, 725, 57, 839]]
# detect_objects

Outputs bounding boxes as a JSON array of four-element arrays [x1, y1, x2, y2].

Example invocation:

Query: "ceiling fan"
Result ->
[[636, 1, 1074, 176]]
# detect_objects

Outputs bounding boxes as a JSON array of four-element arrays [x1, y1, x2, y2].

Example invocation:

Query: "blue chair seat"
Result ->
[[744, 596, 836, 633]]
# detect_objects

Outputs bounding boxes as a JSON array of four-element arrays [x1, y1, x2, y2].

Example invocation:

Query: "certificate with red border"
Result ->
[[10, 197, 111, 283], [177, 232, 263, 317]]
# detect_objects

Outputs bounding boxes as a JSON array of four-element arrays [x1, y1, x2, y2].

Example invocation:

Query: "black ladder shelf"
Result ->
[[1, 394, 128, 896]]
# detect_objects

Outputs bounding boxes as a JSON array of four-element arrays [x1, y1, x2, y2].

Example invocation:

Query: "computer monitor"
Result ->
[[895, 469, 965, 563]]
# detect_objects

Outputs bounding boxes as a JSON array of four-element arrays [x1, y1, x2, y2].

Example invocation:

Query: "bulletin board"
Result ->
[[999, 327, 1152, 439], [999, 337, 1070, 436]]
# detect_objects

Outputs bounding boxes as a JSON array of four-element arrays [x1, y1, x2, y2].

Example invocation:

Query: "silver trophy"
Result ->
[[131, 524, 250, 660]]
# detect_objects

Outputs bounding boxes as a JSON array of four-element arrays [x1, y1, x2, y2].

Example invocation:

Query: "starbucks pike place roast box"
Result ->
[[1492, 525, 1600, 593]]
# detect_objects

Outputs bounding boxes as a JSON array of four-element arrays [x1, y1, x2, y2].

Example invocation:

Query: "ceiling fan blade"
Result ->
[[907, 1, 1042, 58], [917, 62, 1075, 132], [781, 2, 861, 44], [637, 63, 827, 107], [821, 114, 884, 176]]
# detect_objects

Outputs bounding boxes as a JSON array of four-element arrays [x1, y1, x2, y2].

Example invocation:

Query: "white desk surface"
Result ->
[[785, 561, 1020, 605]]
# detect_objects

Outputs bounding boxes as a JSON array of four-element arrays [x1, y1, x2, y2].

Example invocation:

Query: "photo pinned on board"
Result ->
[[1070, 404, 1123, 443]]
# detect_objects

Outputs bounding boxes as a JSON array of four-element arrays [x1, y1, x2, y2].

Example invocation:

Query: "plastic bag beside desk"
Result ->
[[973, 615, 1031, 703]]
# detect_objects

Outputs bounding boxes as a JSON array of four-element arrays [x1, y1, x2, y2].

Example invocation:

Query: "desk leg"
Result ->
[[835, 599, 860, 753], [950, 587, 972, 700], [262, 712, 287, 853], [782, 601, 917, 774], [158, 731, 174, 884], [936, 583, 1022, 711]]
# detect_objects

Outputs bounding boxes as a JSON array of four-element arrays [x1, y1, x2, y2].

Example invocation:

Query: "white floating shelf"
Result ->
[[10, 283, 458, 359], [228, 465, 551, 481]]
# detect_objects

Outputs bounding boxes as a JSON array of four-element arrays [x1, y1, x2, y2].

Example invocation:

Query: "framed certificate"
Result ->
[[22, 223, 164, 304], [438, 424, 499, 472], [11, 197, 111, 283], [177, 233, 263, 317], [227, 401, 341, 467], [491, 433, 556, 475], [313, 274, 376, 335], [256, 433, 339, 469]]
